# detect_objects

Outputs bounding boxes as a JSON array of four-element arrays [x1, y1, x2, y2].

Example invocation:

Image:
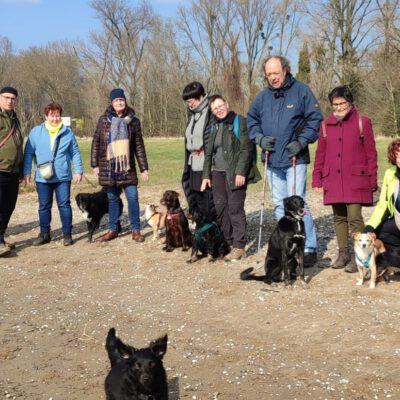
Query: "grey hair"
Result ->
[[262, 55, 291, 74]]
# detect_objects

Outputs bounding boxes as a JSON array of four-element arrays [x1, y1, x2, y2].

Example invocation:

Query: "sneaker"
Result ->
[[63, 233, 73, 246], [304, 252, 317, 268], [33, 233, 51, 246], [225, 248, 246, 262], [132, 231, 145, 242], [0, 242, 11, 257]]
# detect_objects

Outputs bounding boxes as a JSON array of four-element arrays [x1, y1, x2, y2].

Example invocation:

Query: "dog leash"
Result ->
[[291, 156, 296, 195], [82, 173, 98, 188]]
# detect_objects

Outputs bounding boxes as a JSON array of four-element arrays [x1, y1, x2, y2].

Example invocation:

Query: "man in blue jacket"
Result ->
[[248, 56, 323, 267]]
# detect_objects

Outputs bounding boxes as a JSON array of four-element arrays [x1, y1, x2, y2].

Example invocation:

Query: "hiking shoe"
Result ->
[[33, 233, 51, 246], [0, 242, 11, 257], [132, 231, 145, 242], [225, 248, 246, 262], [63, 233, 73, 246], [344, 262, 358, 273], [331, 248, 351, 269], [304, 252, 317, 268]]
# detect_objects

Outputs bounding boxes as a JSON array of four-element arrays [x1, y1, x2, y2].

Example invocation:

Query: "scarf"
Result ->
[[185, 95, 209, 172], [45, 121, 63, 150], [107, 111, 132, 179]]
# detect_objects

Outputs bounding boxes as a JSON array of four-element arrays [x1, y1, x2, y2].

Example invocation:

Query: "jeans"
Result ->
[[36, 181, 72, 234], [107, 185, 140, 232], [266, 163, 317, 252]]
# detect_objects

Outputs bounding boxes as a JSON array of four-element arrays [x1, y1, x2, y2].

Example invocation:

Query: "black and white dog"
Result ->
[[241, 195, 307, 286], [75, 187, 123, 242]]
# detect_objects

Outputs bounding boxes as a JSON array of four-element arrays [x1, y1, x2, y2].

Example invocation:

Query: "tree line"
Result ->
[[0, 0, 399, 137]]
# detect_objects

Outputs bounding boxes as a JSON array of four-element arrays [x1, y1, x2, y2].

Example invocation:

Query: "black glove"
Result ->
[[285, 140, 305, 157], [258, 135, 275, 152], [362, 225, 375, 234]]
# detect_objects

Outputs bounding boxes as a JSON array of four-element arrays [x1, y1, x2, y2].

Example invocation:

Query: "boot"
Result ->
[[132, 231, 145, 242], [33, 232, 51, 246], [225, 248, 246, 262], [345, 253, 358, 273], [331, 248, 351, 269], [63, 233, 73, 246]]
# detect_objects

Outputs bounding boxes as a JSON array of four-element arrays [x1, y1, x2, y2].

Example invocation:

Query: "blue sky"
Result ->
[[0, 0, 184, 51]]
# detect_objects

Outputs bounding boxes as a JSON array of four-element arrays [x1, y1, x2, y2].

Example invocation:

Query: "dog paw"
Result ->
[[369, 282, 376, 289], [356, 279, 363, 286], [182, 247, 190, 252]]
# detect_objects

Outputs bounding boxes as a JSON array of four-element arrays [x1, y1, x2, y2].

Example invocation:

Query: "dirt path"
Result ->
[[1, 183, 399, 399]]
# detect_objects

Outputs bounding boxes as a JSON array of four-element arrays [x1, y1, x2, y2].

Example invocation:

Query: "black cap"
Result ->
[[0, 86, 18, 97]]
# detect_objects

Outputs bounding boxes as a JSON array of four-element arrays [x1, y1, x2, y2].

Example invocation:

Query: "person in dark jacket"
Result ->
[[312, 86, 377, 272], [201, 95, 260, 261], [91, 88, 149, 242], [363, 138, 400, 249], [181, 81, 216, 219], [0, 86, 23, 257], [247, 56, 323, 267]]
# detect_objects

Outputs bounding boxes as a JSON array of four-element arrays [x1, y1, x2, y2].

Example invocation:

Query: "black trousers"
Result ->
[[0, 172, 19, 239], [376, 218, 400, 249], [212, 171, 247, 249]]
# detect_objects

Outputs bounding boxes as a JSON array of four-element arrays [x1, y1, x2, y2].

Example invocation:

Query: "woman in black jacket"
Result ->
[[201, 95, 260, 261]]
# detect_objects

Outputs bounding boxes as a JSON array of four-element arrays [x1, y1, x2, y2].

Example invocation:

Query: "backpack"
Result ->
[[233, 115, 258, 162], [321, 115, 364, 140]]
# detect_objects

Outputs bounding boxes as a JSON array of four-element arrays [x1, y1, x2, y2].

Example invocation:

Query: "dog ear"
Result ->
[[367, 232, 376, 240], [352, 232, 360, 240], [106, 328, 135, 363], [150, 334, 168, 359]]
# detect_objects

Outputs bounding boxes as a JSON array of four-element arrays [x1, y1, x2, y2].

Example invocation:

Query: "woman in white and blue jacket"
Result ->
[[23, 102, 83, 246]]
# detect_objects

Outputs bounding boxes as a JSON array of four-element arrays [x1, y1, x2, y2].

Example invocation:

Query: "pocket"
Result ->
[[350, 164, 371, 191], [321, 167, 330, 178]]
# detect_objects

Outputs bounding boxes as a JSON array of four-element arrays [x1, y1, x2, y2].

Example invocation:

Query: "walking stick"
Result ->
[[291, 156, 296, 195], [257, 151, 269, 259]]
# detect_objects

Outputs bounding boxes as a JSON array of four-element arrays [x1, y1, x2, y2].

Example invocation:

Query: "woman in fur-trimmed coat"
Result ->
[[91, 88, 149, 243]]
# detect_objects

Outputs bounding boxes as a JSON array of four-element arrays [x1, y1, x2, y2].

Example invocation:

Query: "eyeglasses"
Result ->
[[332, 101, 349, 109], [0, 95, 17, 102], [211, 103, 227, 113]]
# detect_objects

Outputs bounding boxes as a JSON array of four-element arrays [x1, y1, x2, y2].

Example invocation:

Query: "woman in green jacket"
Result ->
[[201, 94, 260, 261], [364, 138, 400, 248]]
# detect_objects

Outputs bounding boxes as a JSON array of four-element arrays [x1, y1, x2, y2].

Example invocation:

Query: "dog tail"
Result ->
[[240, 267, 265, 281]]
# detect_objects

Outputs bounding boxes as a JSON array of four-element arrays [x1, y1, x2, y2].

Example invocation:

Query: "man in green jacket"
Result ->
[[0, 86, 23, 256]]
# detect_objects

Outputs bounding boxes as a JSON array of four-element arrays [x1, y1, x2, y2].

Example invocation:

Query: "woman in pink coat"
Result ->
[[312, 86, 377, 272]]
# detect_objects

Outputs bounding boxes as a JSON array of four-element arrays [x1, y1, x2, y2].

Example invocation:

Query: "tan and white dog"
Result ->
[[145, 204, 166, 240], [352, 232, 386, 289]]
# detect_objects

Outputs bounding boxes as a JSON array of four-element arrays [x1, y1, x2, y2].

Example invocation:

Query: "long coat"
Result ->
[[91, 105, 148, 187], [312, 106, 377, 205]]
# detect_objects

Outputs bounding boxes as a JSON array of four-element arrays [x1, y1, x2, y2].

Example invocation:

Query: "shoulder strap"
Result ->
[[0, 124, 15, 148], [52, 135, 61, 160], [233, 115, 240, 140]]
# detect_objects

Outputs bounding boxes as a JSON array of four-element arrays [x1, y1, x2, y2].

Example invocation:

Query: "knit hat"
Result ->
[[0, 86, 18, 97], [110, 88, 126, 102]]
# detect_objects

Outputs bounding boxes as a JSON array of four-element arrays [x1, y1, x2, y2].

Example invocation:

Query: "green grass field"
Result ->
[[78, 136, 393, 190]]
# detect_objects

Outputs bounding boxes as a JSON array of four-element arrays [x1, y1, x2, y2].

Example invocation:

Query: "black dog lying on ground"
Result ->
[[376, 246, 400, 281], [241, 195, 307, 286], [105, 328, 168, 400], [187, 211, 230, 263], [75, 187, 123, 242], [160, 190, 192, 252]]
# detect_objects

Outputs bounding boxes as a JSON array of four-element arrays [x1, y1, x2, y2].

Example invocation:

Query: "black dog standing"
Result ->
[[241, 195, 307, 286], [105, 328, 168, 400]]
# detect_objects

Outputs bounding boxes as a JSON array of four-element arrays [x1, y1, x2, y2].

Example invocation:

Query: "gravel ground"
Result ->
[[1, 181, 400, 400]]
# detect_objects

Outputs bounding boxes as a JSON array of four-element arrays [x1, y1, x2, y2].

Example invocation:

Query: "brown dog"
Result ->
[[160, 190, 192, 252], [352, 232, 386, 289], [145, 204, 166, 240]]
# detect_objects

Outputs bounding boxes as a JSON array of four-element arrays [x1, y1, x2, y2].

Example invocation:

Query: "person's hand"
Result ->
[[73, 173, 82, 184], [259, 136, 275, 152], [93, 167, 100, 176], [313, 187, 322, 193], [285, 140, 304, 157], [23, 174, 31, 185], [200, 179, 211, 192], [362, 225, 375, 234], [141, 170, 149, 181], [235, 175, 245, 187]]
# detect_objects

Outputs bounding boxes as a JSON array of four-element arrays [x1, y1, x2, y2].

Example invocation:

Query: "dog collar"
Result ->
[[167, 208, 183, 219], [195, 222, 218, 237], [356, 252, 372, 268]]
